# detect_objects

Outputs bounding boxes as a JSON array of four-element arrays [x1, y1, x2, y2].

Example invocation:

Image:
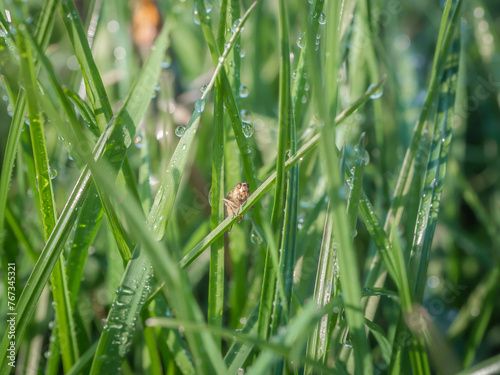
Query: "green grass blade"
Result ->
[[304, 0, 372, 371], [14, 7, 79, 372], [207, 0, 228, 348], [89, 244, 153, 374], [411, 29, 461, 302], [305, 206, 338, 373], [58, 0, 113, 130], [147, 1, 257, 241], [180, 79, 386, 268], [261, 0, 294, 345], [384, 0, 463, 230], [455, 354, 500, 375], [0, 0, 57, 252]]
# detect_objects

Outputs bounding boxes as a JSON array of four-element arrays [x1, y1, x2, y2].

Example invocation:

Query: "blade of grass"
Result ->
[[14, 6, 79, 372], [207, 0, 228, 348], [305, 0, 372, 371], [410, 27, 460, 303], [262, 0, 294, 345], [304, 203, 339, 373], [0, 0, 57, 254]]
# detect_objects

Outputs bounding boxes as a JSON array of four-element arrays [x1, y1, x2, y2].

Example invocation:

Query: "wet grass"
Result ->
[[0, 0, 499, 374]]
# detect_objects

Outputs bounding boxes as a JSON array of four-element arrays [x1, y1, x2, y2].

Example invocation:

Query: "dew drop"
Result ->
[[319, 13, 326, 24], [242, 122, 254, 138], [240, 109, 251, 122], [297, 32, 305, 49], [239, 84, 249, 98], [195, 98, 206, 113], [175, 126, 186, 137], [368, 84, 384, 99], [204, 0, 212, 13], [232, 18, 241, 33], [161, 57, 172, 69], [49, 167, 57, 179], [250, 227, 263, 244], [200, 84, 208, 93]]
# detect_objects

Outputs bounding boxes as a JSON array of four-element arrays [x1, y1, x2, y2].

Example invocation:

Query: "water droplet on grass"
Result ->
[[368, 84, 384, 99], [195, 98, 206, 112], [175, 126, 185, 137], [297, 32, 305, 49], [239, 84, 249, 98], [242, 122, 254, 138]]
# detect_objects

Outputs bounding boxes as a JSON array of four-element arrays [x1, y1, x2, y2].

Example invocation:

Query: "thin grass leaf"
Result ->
[[455, 354, 500, 375], [14, 6, 79, 371], [261, 0, 294, 347], [410, 26, 461, 302], [0, 0, 57, 252], [194, 1, 263, 231], [304, 0, 372, 372], [58, 0, 113, 130], [305, 204, 338, 373], [224, 304, 260, 373], [149, 296, 346, 375], [207, 0, 228, 349]]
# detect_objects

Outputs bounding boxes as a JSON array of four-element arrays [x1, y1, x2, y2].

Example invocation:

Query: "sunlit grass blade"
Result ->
[[224, 304, 260, 373], [78, 153, 227, 374], [262, 0, 294, 348], [13, 6, 79, 372], [89, 244, 153, 374], [148, 2, 257, 241], [455, 354, 500, 375], [304, 0, 372, 372], [91, 7, 255, 371], [0, 0, 57, 252]]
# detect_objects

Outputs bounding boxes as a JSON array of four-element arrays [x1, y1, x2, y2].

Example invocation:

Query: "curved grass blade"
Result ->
[[13, 7, 79, 371], [149, 296, 345, 375]]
